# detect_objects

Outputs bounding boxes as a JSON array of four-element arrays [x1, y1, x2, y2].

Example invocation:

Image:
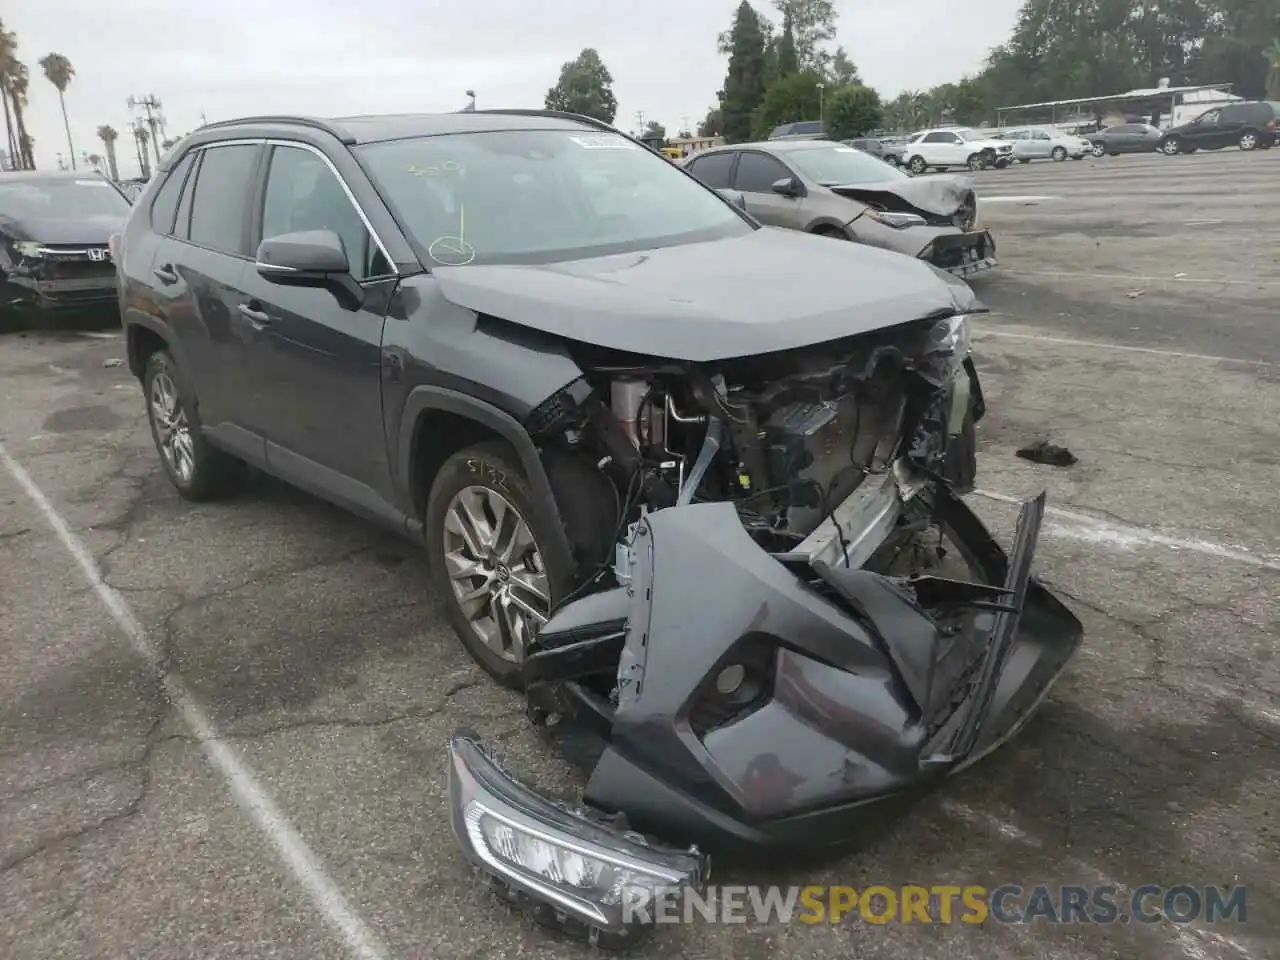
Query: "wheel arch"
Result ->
[[398, 385, 574, 576], [125, 314, 185, 380]]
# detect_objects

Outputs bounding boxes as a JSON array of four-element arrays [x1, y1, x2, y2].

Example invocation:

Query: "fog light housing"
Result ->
[[448, 731, 708, 944]]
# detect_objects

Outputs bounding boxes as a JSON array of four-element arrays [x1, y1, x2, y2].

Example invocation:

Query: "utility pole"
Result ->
[[200, 111, 209, 127], [131, 119, 150, 179], [635, 110, 645, 136], [128, 94, 166, 170]]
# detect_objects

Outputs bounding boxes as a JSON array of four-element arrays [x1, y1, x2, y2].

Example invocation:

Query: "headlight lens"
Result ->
[[448, 732, 706, 942], [927, 314, 972, 361], [13, 241, 45, 258], [868, 208, 927, 229]]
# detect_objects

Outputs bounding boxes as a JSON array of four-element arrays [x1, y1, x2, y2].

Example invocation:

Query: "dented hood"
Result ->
[[431, 228, 978, 362], [829, 173, 973, 217]]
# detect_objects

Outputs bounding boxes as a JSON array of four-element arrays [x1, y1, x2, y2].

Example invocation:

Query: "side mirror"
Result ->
[[771, 176, 802, 198], [256, 229, 350, 283], [255, 229, 363, 308]]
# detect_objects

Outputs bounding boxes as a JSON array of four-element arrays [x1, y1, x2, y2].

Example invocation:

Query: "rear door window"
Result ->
[[686, 152, 736, 189], [187, 143, 261, 256]]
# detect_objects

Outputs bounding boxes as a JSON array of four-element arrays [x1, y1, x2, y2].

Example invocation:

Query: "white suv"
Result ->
[[900, 128, 1015, 174], [1002, 126, 1092, 162]]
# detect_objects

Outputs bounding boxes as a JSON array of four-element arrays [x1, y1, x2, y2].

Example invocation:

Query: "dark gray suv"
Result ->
[[115, 109, 1080, 869]]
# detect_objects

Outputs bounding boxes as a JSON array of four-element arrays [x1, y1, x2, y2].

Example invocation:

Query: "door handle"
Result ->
[[237, 303, 272, 330], [153, 264, 178, 284]]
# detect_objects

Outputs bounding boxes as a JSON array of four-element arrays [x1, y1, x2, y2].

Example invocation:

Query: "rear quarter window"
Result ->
[[148, 152, 196, 235]]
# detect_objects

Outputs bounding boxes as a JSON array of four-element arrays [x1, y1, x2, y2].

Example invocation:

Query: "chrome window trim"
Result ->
[[263, 138, 398, 280]]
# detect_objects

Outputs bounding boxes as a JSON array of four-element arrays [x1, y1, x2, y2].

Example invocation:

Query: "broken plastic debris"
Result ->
[[102, 358, 124, 368], [1016, 441, 1078, 467], [1126, 290, 1144, 299]]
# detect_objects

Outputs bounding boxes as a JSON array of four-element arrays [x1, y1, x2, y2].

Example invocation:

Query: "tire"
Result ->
[[966, 153, 986, 172], [1160, 137, 1181, 155], [1017, 157, 1031, 164], [908, 155, 928, 174], [1091, 142, 1106, 157], [1051, 146, 1067, 161], [143, 350, 245, 501], [425, 441, 577, 689], [994, 157, 1011, 168], [886, 155, 900, 166], [1238, 130, 1258, 151], [813, 226, 849, 240]]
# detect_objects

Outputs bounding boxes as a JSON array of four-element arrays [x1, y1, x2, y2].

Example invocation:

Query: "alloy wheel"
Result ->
[[1091, 142, 1105, 157], [442, 485, 550, 663], [1240, 133, 1257, 151], [149, 370, 196, 484], [1162, 139, 1179, 155]]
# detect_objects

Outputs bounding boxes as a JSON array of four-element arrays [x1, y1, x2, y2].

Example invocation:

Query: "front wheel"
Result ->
[[426, 442, 571, 688], [908, 155, 928, 174], [1051, 146, 1067, 161], [1091, 142, 1106, 157], [143, 350, 244, 501], [1161, 138, 1181, 155]]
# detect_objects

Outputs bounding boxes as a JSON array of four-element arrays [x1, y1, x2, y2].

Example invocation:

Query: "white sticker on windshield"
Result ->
[[569, 135, 637, 150], [75, 179, 110, 186]]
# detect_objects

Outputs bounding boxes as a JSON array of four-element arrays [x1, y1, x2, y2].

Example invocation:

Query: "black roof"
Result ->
[[194, 109, 613, 145]]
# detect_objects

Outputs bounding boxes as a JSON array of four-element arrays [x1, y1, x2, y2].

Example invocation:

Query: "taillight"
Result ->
[[1268, 118, 1276, 129]]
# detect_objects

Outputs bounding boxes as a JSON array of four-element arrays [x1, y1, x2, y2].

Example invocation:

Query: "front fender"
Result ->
[[396, 385, 575, 578]]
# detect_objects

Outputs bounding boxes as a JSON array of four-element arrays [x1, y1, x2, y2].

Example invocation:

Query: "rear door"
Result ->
[[1030, 130, 1054, 158], [151, 140, 267, 463], [237, 140, 401, 510], [684, 150, 740, 204], [731, 150, 808, 228]]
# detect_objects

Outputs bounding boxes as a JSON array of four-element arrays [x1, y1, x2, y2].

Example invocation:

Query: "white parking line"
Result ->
[[975, 489, 1280, 573], [0, 442, 391, 960], [1000, 269, 1280, 287], [974, 328, 1275, 366], [981, 195, 1063, 203]]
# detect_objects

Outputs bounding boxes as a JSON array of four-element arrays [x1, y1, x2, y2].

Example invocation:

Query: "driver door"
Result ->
[[731, 150, 809, 229], [1186, 110, 1223, 149], [238, 141, 401, 505]]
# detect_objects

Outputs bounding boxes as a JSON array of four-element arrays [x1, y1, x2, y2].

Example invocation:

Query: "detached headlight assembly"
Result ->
[[447, 731, 708, 946], [867, 208, 927, 229], [13, 240, 46, 258]]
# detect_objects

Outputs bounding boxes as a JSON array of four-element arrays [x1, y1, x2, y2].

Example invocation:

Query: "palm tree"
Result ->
[[9, 62, 33, 169], [1266, 39, 1280, 101], [39, 52, 76, 169], [0, 20, 18, 166], [97, 124, 119, 180]]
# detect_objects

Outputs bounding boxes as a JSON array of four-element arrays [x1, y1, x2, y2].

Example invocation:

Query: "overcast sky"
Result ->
[[7, 0, 1022, 177]]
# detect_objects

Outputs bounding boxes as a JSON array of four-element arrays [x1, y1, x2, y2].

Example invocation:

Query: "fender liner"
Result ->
[[124, 312, 189, 379], [397, 385, 574, 578]]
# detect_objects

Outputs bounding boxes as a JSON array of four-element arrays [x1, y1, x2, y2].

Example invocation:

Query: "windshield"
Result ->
[[786, 144, 906, 185], [0, 177, 130, 221], [358, 129, 752, 266]]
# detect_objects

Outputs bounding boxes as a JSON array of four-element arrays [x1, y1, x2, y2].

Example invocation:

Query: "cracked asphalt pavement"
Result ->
[[2, 149, 1277, 960]]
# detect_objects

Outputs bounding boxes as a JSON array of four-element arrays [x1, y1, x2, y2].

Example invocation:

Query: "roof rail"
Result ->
[[468, 108, 616, 134], [194, 115, 355, 144]]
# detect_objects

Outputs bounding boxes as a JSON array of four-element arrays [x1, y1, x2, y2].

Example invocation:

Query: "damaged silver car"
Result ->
[[683, 139, 998, 279]]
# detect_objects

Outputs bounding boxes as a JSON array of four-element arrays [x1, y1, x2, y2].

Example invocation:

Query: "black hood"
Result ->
[[0, 214, 125, 245], [828, 173, 973, 217], [431, 227, 979, 362]]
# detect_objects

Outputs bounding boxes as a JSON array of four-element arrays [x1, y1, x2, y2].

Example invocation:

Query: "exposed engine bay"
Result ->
[[527, 311, 981, 581]]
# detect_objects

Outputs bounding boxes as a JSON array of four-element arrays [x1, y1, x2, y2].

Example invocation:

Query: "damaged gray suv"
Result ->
[[116, 110, 1081, 944]]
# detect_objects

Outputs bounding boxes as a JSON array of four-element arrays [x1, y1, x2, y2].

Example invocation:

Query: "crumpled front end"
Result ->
[[445, 309, 1083, 938]]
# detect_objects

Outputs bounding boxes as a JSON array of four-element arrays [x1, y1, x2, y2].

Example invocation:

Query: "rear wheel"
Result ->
[[1238, 131, 1258, 151], [1017, 157, 1031, 164], [1090, 142, 1106, 157], [1051, 146, 1067, 161], [908, 155, 928, 174], [814, 225, 849, 240], [966, 153, 986, 171], [143, 350, 244, 501]]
